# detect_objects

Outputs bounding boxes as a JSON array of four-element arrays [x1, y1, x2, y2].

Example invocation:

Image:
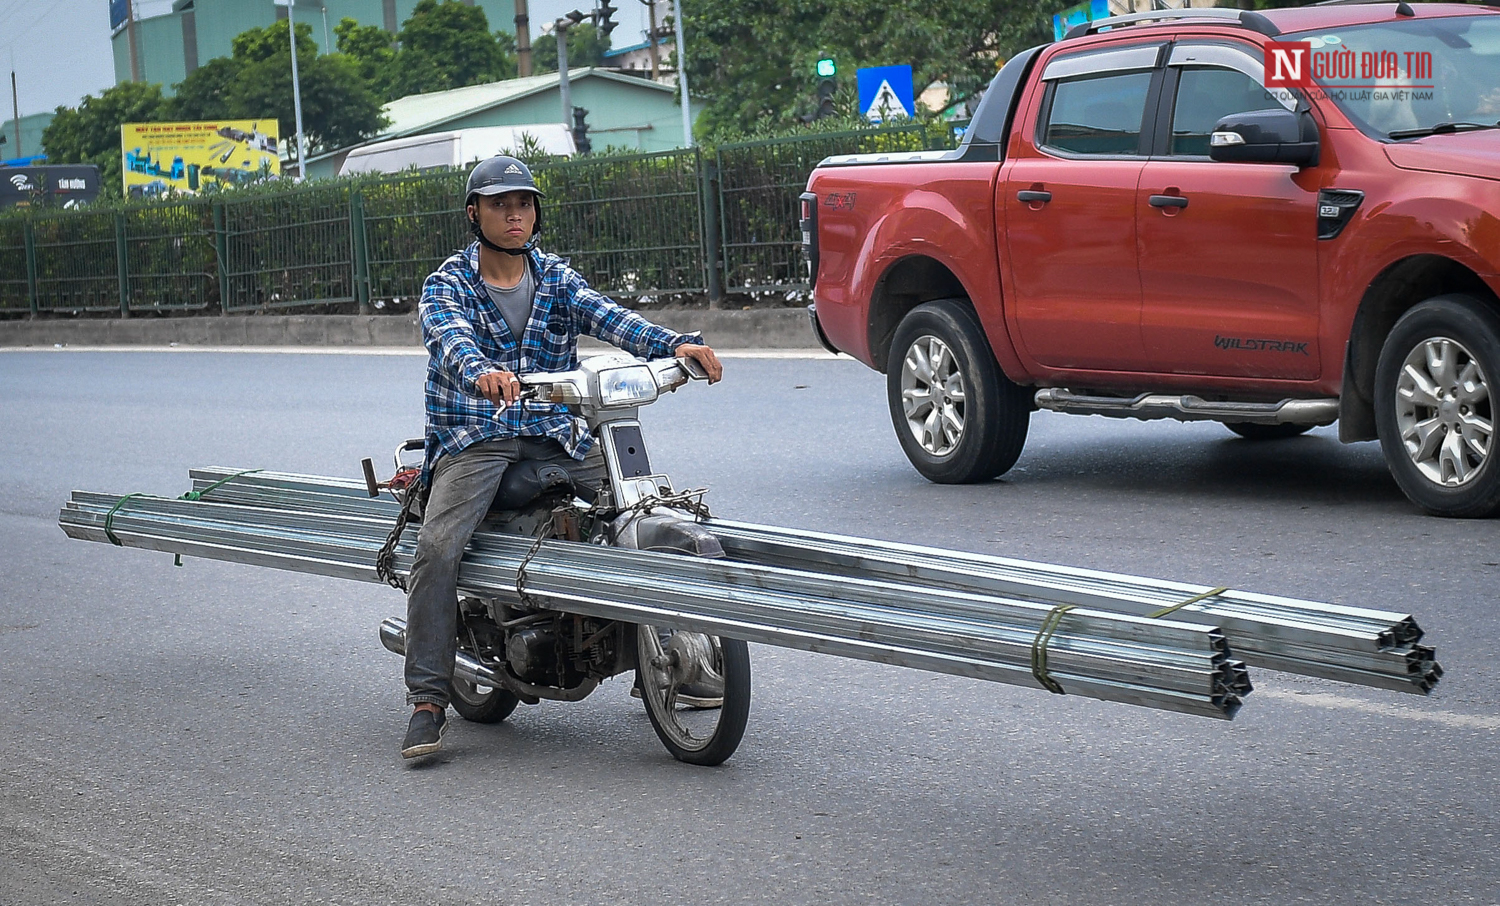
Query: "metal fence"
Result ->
[[536, 148, 707, 297], [0, 126, 953, 317], [124, 200, 217, 311], [221, 184, 357, 312], [32, 208, 121, 314], [0, 218, 28, 313]]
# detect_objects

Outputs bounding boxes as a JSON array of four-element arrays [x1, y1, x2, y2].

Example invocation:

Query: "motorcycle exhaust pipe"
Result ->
[[379, 617, 503, 689], [378, 617, 600, 703]]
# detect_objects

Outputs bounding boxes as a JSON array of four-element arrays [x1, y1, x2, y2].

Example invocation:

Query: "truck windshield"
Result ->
[[1283, 15, 1500, 139]]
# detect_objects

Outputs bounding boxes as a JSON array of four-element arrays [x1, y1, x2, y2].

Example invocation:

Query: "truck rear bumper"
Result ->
[[807, 303, 841, 356]]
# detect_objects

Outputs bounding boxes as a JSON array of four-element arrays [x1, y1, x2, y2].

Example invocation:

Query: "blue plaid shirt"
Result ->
[[419, 242, 698, 478]]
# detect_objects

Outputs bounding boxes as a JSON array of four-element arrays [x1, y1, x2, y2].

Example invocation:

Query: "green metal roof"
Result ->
[[380, 69, 675, 140], [306, 68, 679, 164]]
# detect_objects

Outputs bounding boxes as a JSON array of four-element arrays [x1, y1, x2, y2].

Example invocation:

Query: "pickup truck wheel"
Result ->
[[1224, 423, 1313, 440], [887, 300, 1030, 483], [1374, 294, 1500, 517]]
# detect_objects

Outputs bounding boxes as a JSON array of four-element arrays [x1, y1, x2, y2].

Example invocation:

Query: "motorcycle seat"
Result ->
[[491, 459, 576, 511]]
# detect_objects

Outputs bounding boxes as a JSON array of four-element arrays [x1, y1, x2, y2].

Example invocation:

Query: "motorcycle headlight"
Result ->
[[597, 365, 659, 407]]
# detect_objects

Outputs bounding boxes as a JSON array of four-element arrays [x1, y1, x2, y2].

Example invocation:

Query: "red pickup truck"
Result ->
[[804, 2, 1500, 517]]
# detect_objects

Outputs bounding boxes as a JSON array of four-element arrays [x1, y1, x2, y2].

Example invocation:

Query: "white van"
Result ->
[[338, 125, 577, 176]]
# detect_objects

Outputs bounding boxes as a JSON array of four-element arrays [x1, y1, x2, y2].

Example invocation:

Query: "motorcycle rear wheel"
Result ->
[[637, 627, 750, 766], [450, 676, 520, 724]]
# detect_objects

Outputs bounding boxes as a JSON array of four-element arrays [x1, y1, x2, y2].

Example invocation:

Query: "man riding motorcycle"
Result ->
[[402, 155, 723, 759]]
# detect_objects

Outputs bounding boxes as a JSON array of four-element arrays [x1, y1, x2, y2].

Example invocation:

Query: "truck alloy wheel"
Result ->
[[1375, 294, 1500, 517], [900, 334, 967, 457], [886, 299, 1031, 484]]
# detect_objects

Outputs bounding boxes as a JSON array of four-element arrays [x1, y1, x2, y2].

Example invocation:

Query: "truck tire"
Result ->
[[886, 299, 1030, 483], [1374, 294, 1500, 517], [1224, 423, 1313, 440]]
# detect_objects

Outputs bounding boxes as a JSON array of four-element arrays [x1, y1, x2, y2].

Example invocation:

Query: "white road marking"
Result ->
[[1256, 688, 1500, 730]]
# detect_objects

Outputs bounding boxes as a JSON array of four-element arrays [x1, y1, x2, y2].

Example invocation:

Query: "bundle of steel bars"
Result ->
[[175, 467, 1440, 697], [61, 474, 1252, 720]]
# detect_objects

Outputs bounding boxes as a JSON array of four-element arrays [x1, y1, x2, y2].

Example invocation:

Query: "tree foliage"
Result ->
[[335, 17, 396, 93], [41, 81, 168, 197], [164, 20, 387, 158], [680, 0, 1053, 139], [531, 22, 611, 73], [337, 0, 517, 100]]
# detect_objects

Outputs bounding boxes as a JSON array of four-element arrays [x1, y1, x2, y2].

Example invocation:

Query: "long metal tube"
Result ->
[[60, 492, 1248, 719], [181, 469, 1440, 694]]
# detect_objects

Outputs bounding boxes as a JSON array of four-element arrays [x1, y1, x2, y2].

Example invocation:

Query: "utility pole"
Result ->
[[10, 69, 20, 156], [515, 0, 532, 77], [125, 0, 140, 81], [644, 0, 659, 81], [554, 10, 584, 127], [671, 0, 691, 147], [287, 0, 309, 179]]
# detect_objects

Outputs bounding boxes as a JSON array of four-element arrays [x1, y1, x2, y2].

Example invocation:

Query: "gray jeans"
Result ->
[[405, 436, 607, 707]]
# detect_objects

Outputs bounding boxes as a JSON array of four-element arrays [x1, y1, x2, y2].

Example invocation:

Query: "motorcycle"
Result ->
[[369, 354, 751, 766]]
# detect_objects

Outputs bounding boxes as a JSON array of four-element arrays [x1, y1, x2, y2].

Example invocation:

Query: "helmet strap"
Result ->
[[469, 215, 535, 257]]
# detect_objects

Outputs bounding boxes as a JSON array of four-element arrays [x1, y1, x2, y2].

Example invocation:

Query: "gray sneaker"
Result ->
[[401, 709, 448, 758]]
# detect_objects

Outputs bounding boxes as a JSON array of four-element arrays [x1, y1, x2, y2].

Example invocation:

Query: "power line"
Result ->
[[0, 0, 73, 53]]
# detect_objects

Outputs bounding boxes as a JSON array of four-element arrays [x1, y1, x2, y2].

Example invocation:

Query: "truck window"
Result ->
[[1040, 71, 1154, 156], [1169, 67, 1286, 156]]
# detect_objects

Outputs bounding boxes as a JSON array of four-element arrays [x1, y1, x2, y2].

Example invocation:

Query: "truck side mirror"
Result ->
[[1209, 108, 1319, 167]]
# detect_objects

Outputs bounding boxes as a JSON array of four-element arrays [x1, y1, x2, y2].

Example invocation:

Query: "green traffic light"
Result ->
[[816, 58, 836, 78]]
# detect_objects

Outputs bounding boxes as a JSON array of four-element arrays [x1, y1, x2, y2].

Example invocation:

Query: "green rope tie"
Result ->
[[1148, 586, 1230, 620], [102, 493, 149, 547], [179, 469, 263, 502], [101, 471, 263, 568], [1030, 603, 1077, 695]]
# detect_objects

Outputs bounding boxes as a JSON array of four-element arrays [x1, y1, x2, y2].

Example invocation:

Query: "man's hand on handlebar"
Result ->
[[476, 370, 524, 406], [674, 343, 723, 383]]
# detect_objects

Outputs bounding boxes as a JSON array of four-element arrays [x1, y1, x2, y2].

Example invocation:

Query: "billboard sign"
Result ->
[[120, 120, 280, 198], [1053, 0, 1109, 41], [0, 165, 102, 209], [110, 0, 131, 31]]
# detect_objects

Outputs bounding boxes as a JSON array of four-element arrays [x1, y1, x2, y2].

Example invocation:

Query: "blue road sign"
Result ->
[[856, 65, 916, 124]]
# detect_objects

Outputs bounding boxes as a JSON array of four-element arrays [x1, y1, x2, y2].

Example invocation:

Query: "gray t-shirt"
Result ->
[[483, 265, 536, 341]]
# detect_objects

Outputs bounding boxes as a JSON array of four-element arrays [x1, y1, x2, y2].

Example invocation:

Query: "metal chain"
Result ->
[[620, 487, 713, 521], [514, 509, 558, 609], [375, 488, 421, 592]]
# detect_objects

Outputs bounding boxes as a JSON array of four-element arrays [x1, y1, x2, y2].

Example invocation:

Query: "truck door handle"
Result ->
[[1016, 190, 1052, 204], [1148, 194, 1189, 209]]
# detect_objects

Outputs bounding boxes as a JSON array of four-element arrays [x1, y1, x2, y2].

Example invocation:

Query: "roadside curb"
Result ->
[[0, 309, 822, 350]]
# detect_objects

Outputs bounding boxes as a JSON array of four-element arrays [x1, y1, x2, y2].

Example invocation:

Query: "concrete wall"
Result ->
[[0, 309, 821, 350]]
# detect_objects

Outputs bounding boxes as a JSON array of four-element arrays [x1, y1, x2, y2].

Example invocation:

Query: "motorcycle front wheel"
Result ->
[[636, 626, 750, 766]]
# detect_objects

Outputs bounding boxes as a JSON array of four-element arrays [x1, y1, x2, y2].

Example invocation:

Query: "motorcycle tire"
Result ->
[[450, 675, 520, 724], [636, 627, 750, 767]]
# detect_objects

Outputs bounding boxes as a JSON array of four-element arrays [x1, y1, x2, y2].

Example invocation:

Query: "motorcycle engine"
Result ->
[[506, 627, 558, 683]]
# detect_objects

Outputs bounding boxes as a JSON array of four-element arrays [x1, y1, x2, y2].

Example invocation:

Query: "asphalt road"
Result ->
[[2, 349, 1497, 906]]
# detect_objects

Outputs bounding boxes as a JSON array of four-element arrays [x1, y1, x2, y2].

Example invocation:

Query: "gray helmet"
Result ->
[[465, 155, 544, 248], [466, 155, 544, 202]]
